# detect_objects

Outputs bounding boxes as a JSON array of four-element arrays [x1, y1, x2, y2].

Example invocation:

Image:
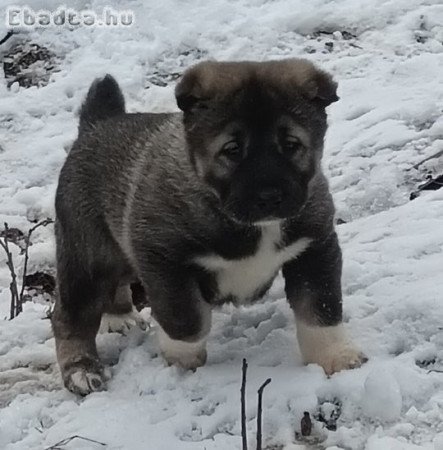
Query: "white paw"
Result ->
[[99, 307, 149, 334], [157, 327, 207, 370], [311, 345, 367, 375], [296, 320, 367, 375], [66, 369, 106, 396]]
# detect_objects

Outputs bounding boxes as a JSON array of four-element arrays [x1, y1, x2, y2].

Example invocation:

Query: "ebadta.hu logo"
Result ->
[[5, 5, 134, 27]]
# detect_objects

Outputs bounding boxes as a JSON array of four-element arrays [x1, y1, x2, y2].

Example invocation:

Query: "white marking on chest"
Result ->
[[195, 224, 312, 302]]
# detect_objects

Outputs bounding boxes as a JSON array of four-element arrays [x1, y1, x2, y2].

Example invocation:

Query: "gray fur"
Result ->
[[53, 59, 366, 395], [78, 74, 125, 131]]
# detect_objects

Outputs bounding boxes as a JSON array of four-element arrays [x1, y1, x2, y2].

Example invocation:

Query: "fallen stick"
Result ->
[[410, 149, 443, 171], [0, 30, 14, 46], [44, 435, 106, 450]]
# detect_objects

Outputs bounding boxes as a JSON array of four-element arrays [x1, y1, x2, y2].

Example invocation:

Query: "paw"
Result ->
[[313, 346, 367, 375], [296, 321, 367, 375], [157, 327, 207, 370], [162, 346, 207, 371], [63, 361, 108, 396], [99, 307, 149, 334]]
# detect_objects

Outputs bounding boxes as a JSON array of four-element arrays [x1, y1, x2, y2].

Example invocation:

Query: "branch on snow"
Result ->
[[0, 218, 54, 319], [44, 435, 106, 450]]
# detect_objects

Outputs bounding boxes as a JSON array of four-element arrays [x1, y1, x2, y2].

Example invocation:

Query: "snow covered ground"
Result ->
[[1, 0, 443, 448]]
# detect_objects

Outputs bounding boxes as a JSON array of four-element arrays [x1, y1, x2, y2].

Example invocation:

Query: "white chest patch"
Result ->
[[194, 224, 312, 302]]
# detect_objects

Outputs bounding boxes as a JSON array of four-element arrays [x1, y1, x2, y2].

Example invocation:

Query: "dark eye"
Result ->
[[220, 140, 243, 162], [282, 136, 303, 155]]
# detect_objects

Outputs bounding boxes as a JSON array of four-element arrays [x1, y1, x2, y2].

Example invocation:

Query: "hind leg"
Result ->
[[52, 219, 131, 395], [99, 283, 149, 334], [52, 266, 112, 395]]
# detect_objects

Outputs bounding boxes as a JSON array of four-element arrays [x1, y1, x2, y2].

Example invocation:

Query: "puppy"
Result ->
[[52, 59, 366, 395]]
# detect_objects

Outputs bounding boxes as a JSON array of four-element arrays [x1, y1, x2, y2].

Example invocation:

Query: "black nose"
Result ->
[[256, 187, 283, 211]]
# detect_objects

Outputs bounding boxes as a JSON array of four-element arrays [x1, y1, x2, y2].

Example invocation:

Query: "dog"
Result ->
[[52, 59, 366, 395]]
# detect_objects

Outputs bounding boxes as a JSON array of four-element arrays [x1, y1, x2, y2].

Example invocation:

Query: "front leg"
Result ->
[[283, 232, 366, 375], [145, 268, 212, 370]]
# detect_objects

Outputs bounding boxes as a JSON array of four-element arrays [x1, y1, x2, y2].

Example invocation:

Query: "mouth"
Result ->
[[207, 181, 308, 226], [223, 204, 301, 226], [251, 218, 284, 226]]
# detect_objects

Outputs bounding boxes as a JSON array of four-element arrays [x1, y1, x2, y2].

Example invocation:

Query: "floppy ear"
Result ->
[[175, 68, 202, 111], [175, 61, 249, 112], [301, 70, 339, 106], [262, 59, 339, 107], [175, 62, 220, 112]]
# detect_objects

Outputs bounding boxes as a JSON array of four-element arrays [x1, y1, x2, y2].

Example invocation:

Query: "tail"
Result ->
[[79, 74, 125, 131]]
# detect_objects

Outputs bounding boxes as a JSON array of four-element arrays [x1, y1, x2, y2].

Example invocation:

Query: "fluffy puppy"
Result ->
[[52, 59, 366, 395]]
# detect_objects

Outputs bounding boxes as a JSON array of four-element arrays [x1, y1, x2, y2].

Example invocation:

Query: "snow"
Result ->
[[0, 0, 443, 449], [361, 368, 402, 422]]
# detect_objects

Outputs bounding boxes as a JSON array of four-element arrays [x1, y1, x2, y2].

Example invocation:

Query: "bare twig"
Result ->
[[45, 435, 106, 450], [0, 219, 54, 319], [0, 223, 20, 319], [19, 218, 54, 305], [256, 378, 272, 450], [410, 149, 443, 171], [0, 30, 14, 46], [241, 358, 248, 450]]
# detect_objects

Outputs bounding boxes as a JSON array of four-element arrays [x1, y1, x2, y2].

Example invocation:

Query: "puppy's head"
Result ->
[[175, 59, 338, 225]]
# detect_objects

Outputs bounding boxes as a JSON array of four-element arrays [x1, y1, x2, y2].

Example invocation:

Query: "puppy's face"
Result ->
[[176, 59, 338, 225]]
